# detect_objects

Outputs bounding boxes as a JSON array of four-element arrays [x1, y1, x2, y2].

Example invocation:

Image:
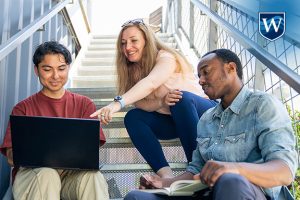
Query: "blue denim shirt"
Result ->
[[186, 86, 298, 200]]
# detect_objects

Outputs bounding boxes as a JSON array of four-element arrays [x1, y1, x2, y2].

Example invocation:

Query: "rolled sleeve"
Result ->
[[186, 144, 205, 174], [256, 94, 298, 178]]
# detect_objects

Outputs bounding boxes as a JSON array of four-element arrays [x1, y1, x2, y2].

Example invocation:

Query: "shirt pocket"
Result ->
[[223, 133, 247, 161], [224, 133, 246, 144]]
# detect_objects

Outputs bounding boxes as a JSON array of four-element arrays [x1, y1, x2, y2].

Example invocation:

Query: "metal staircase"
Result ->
[[69, 33, 187, 199]]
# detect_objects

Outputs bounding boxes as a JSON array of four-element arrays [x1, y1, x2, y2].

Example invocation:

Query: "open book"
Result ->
[[140, 180, 207, 196]]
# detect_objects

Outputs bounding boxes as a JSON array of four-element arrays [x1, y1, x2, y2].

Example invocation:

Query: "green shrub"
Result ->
[[286, 105, 300, 199]]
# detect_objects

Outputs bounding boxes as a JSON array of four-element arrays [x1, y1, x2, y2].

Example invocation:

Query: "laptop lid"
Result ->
[[10, 115, 100, 170]]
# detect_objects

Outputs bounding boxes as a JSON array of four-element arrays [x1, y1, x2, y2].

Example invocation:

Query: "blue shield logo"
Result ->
[[259, 12, 285, 41]]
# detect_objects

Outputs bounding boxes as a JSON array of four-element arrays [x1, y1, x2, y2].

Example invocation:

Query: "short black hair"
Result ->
[[202, 49, 243, 80], [32, 41, 72, 67]]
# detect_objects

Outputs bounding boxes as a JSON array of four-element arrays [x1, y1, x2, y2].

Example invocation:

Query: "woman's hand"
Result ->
[[139, 174, 164, 189], [90, 102, 122, 125], [164, 89, 182, 106]]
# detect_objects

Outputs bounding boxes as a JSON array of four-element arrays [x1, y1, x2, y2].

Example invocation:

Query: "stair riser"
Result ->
[[99, 146, 186, 164], [85, 52, 116, 58], [72, 81, 116, 88], [82, 60, 114, 66], [67, 88, 117, 99], [88, 46, 116, 51], [90, 39, 117, 44], [88, 45, 116, 50], [78, 69, 116, 76]]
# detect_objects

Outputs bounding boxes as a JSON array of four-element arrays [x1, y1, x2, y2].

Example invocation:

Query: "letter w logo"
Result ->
[[259, 12, 285, 41]]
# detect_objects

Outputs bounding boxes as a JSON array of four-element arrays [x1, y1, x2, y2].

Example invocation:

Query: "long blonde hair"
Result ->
[[116, 23, 193, 95]]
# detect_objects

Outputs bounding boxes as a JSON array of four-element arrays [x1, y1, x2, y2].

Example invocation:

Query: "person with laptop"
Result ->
[[0, 41, 109, 200]]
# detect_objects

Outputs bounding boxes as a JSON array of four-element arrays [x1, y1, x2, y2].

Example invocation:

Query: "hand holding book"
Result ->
[[139, 174, 208, 196], [139, 174, 164, 189], [139, 179, 208, 196]]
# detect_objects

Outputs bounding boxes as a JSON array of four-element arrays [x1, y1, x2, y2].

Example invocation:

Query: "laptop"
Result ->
[[10, 115, 101, 170]]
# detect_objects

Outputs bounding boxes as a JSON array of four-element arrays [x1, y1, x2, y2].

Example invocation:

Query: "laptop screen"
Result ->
[[10, 115, 100, 170]]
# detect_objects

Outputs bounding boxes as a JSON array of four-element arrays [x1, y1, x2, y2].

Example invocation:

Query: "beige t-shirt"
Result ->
[[146, 50, 207, 114]]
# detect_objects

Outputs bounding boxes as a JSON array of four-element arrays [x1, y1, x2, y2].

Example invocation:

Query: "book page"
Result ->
[[170, 180, 207, 195], [139, 187, 171, 195]]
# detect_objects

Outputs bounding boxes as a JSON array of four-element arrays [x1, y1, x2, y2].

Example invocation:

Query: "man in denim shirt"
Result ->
[[124, 49, 298, 200]]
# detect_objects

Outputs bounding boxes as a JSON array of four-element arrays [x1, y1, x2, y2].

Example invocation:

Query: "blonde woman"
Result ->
[[91, 19, 216, 178]]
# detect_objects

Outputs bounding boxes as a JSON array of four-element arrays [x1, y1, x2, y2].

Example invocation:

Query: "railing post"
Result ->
[[176, 0, 182, 34], [254, 35, 266, 91], [208, 0, 218, 51], [189, 1, 195, 48]]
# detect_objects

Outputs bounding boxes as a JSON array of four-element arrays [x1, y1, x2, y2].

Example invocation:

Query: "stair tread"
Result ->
[[72, 75, 116, 80], [104, 138, 181, 147], [101, 163, 187, 171]]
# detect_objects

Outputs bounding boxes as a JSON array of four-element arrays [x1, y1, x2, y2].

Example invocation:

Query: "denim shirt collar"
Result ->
[[212, 86, 249, 119]]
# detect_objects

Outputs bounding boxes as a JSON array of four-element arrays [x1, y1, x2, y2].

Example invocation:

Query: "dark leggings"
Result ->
[[124, 174, 267, 200], [124, 91, 217, 172]]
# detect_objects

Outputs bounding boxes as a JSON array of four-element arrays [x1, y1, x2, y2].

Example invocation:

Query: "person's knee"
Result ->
[[34, 167, 60, 181], [213, 173, 254, 199], [74, 171, 109, 199], [124, 191, 143, 200], [124, 109, 140, 127], [215, 173, 247, 189], [176, 91, 194, 106], [13, 168, 61, 199], [82, 171, 107, 185], [170, 91, 194, 111]]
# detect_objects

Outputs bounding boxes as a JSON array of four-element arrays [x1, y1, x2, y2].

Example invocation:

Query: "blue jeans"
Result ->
[[124, 91, 217, 172], [124, 174, 267, 200]]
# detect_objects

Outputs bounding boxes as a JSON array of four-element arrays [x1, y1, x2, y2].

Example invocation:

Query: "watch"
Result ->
[[114, 96, 125, 108]]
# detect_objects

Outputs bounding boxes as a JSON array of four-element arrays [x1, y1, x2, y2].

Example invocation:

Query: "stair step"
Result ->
[[85, 51, 116, 58], [72, 76, 116, 88], [155, 33, 174, 38], [92, 35, 117, 39], [101, 163, 187, 172], [82, 58, 114, 66], [68, 87, 117, 99], [77, 66, 116, 76], [88, 44, 116, 51], [87, 45, 116, 51], [90, 39, 117, 45], [104, 138, 181, 147], [100, 145, 186, 164]]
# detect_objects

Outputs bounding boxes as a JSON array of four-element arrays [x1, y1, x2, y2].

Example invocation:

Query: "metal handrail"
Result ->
[[60, 7, 81, 54], [0, 0, 70, 61], [79, 0, 91, 33], [190, 0, 300, 94]]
